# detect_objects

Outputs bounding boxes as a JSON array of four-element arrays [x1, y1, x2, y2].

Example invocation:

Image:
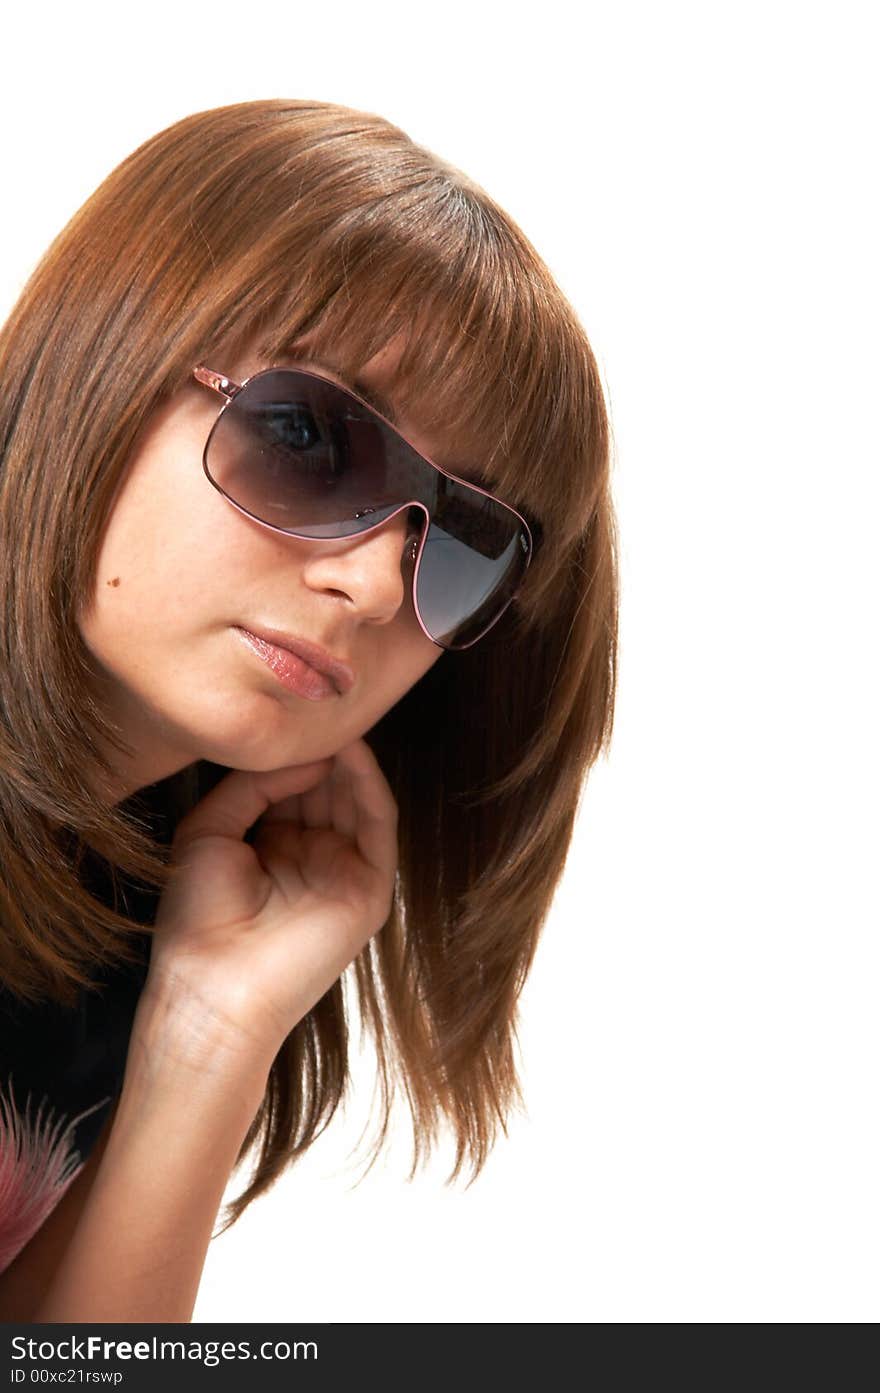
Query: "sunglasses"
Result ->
[[192, 363, 539, 651]]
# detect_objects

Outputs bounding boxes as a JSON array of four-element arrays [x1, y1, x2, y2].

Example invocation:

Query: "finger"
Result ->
[[336, 741, 399, 878], [329, 761, 358, 842], [301, 776, 332, 828], [172, 759, 335, 849], [259, 792, 303, 826], [262, 758, 362, 849]]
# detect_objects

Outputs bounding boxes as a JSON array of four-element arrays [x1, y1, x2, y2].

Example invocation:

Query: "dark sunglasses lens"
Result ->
[[204, 369, 393, 535], [416, 486, 530, 648], [203, 369, 529, 647]]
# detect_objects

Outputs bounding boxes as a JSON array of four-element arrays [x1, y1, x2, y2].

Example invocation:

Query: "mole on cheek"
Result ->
[[107, 577, 121, 587]]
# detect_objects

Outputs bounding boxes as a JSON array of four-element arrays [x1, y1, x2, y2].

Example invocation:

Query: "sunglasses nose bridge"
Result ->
[[351, 498, 429, 549]]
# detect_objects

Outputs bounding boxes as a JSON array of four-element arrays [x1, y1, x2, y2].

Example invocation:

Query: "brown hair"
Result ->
[[0, 98, 618, 1230]]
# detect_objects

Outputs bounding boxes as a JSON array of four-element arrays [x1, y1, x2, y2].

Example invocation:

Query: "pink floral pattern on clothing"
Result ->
[[0, 1074, 110, 1274]]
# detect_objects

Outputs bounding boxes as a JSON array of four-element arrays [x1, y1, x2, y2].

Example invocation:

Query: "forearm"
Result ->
[[32, 986, 272, 1324]]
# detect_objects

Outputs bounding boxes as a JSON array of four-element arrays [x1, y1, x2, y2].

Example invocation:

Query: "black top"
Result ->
[[0, 774, 187, 1275]]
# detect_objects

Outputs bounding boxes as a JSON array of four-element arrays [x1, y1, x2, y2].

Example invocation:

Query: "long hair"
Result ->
[[0, 98, 618, 1231]]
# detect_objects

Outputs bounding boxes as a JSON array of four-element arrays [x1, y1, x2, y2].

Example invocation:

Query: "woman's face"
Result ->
[[76, 336, 446, 804]]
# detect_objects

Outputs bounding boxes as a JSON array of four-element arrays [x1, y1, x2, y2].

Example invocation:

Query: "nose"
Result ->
[[299, 507, 421, 627]]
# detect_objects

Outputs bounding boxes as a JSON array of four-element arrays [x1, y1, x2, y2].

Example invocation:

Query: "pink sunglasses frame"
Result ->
[[192, 362, 537, 651]]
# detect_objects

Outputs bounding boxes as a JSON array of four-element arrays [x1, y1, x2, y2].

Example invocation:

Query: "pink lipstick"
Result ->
[[234, 627, 341, 701]]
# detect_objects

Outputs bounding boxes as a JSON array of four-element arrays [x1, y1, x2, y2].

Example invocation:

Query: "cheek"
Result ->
[[401, 635, 445, 691], [89, 439, 248, 610], [363, 632, 440, 709]]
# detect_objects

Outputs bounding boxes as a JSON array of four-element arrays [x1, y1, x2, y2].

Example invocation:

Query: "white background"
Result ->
[[1, 1, 876, 1322]]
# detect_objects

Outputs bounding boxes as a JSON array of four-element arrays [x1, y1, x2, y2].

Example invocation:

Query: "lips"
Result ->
[[235, 625, 356, 695]]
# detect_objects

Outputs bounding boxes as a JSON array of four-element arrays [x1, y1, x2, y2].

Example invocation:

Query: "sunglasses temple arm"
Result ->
[[192, 365, 241, 400]]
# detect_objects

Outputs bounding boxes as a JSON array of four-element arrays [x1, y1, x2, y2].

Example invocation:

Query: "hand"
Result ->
[[138, 737, 398, 1070]]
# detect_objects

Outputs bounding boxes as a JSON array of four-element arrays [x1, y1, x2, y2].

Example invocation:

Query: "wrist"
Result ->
[[127, 971, 277, 1112]]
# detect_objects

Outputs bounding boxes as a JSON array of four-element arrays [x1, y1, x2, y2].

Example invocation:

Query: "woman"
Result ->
[[0, 97, 618, 1321]]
